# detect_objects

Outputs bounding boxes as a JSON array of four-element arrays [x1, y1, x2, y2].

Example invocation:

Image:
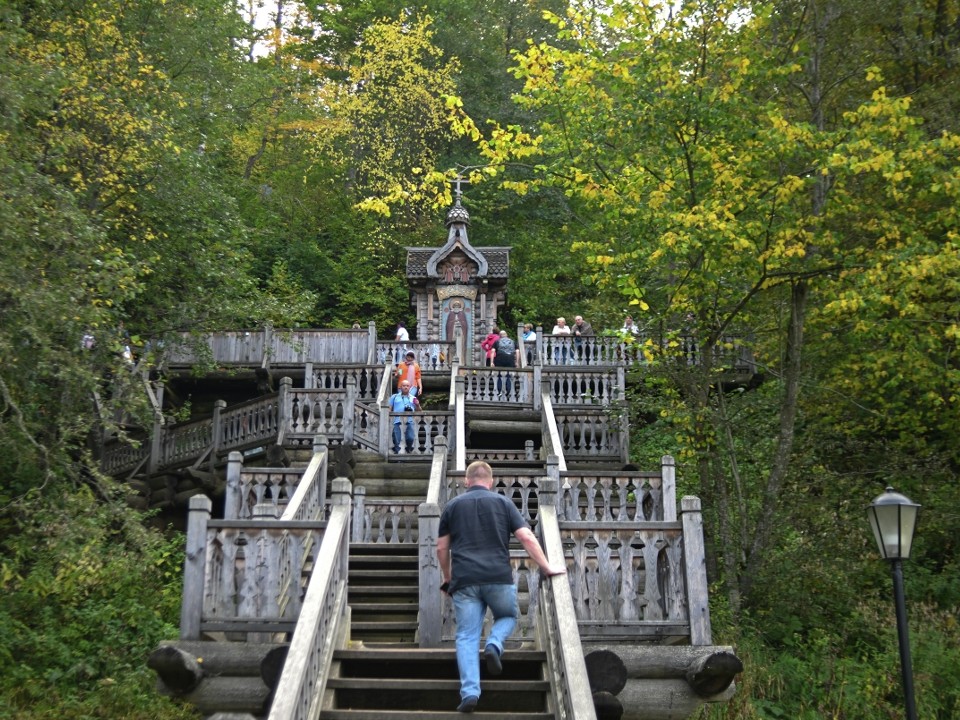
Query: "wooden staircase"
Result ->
[[323, 647, 553, 718], [347, 543, 420, 644]]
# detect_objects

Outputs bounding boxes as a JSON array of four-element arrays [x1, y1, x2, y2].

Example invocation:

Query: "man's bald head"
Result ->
[[464, 460, 494, 488]]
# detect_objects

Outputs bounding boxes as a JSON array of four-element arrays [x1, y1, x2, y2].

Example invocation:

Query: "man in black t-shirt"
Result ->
[[437, 461, 566, 713]]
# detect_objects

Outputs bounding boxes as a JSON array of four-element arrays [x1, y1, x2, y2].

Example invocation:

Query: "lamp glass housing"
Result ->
[[867, 487, 920, 560]]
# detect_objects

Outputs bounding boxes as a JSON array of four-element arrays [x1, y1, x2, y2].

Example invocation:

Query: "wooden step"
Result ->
[[328, 648, 552, 716]]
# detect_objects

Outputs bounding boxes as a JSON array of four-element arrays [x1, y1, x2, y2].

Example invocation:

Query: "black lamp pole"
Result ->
[[889, 558, 918, 720], [867, 487, 920, 720]]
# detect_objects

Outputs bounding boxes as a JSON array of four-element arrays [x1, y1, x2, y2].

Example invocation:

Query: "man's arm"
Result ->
[[515, 527, 567, 577], [436, 534, 452, 584]]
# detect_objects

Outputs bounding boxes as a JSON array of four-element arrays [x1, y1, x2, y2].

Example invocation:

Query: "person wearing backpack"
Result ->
[[492, 330, 518, 398]]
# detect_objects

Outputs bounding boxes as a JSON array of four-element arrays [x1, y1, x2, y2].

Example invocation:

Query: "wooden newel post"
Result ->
[[546, 454, 561, 514], [180, 494, 212, 640], [661, 455, 677, 522], [314, 434, 329, 509], [418, 500, 442, 647], [681, 496, 712, 645], [331, 477, 352, 578], [276, 375, 291, 438], [343, 377, 357, 445], [148, 411, 163, 475], [352, 486, 366, 543], [224, 451, 243, 520], [210, 399, 226, 475]]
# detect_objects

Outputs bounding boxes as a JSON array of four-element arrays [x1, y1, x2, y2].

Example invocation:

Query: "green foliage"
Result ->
[[0, 486, 194, 719]]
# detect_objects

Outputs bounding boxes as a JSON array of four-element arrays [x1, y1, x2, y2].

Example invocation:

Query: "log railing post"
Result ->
[[661, 455, 677, 522], [681, 496, 712, 645], [180, 494, 212, 640], [224, 451, 243, 520]]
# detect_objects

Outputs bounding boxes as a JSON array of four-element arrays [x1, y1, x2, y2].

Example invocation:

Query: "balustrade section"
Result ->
[[564, 524, 687, 633], [546, 368, 622, 405], [560, 472, 667, 522], [376, 340, 454, 370], [199, 519, 324, 634], [460, 367, 533, 403], [554, 409, 622, 460], [351, 492, 420, 543], [386, 411, 451, 457], [310, 365, 383, 400], [218, 395, 282, 452], [157, 417, 214, 469], [285, 389, 349, 440]]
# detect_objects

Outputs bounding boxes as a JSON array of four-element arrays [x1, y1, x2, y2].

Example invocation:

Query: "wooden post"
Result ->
[[210, 399, 226, 476], [367, 321, 377, 365], [418, 500, 442, 647], [546, 454, 561, 514], [661, 455, 677, 522], [525, 439, 535, 461], [180, 494, 212, 640], [331, 477, 352, 579], [352, 486, 366, 543], [263, 323, 273, 371], [224, 451, 243, 520], [304, 362, 314, 389], [314, 434, 329, 513], [454, 376, 466, 471], [278, 376, 292, 440], [148, 410, 163, 475], [681, 496, 712, 646], [533, 354, 542, 411], [343, 377, 357, 446]]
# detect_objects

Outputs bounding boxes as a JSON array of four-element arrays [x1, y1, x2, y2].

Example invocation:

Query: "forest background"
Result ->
[[0, 0, 958, 717]]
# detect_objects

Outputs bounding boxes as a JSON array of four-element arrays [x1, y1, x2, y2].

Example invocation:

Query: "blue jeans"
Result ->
[[392, 420, 415, 453], [452, 583, 518, 701]]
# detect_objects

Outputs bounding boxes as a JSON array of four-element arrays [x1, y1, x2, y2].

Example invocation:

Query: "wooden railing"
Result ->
[[459, 366, 534, 403], [162, 327, 374, 367], [375, 340, 455, 370], [536, 476, 598, 720], [351, 489, 420, 543], [432, 455, 708, 646], [267, 479, 353, 720]]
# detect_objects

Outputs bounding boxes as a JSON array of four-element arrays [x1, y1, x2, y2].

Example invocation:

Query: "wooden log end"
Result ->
[[147, 644, 204, 695], [260, 645, 289, 691], [585, 649, 628, 695], [686, 650, 743, 697], [593, 690, 624, 720]]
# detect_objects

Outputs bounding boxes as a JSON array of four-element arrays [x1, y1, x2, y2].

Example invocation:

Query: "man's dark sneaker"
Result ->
[[484, 645, 502, 676], [457, 695, 479, 713]]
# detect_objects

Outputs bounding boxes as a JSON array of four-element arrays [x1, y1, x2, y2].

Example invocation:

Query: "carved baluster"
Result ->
[[595, 531, 617, 621], [584, 476, 598, 521], [616, 529, 640, 621]]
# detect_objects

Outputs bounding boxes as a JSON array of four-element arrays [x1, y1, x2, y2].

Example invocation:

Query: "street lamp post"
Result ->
[[867, 487, 920, 720]]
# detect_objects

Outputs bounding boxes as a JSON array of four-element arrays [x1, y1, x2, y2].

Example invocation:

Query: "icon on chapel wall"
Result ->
[[442, 297, 471, 343]]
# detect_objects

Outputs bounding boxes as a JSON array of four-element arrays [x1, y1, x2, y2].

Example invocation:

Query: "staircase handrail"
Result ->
[[418, 436, 448, 647], [535, 473, 597, 720], [267, 478, 352, 720], [540, 381, 567, 472], [280, 436, 330, 522]]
